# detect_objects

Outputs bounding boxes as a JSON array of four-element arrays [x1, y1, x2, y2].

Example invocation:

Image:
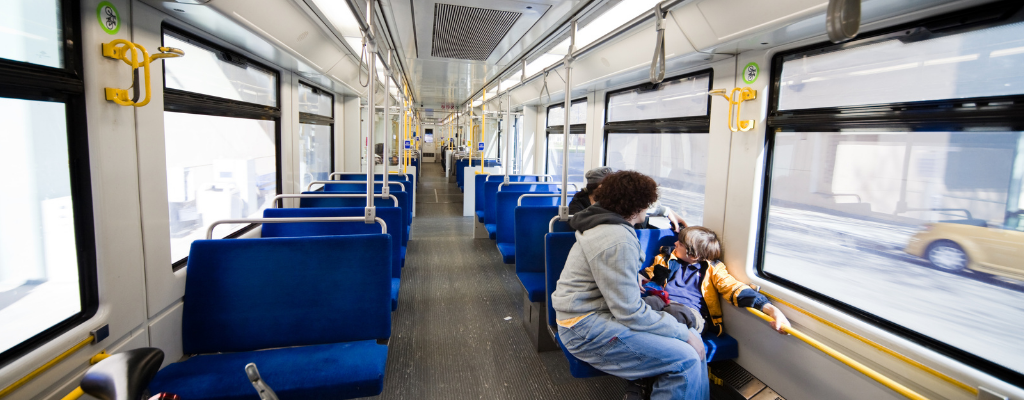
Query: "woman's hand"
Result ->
[[685, 329, 706, 361], [762, 304, 790, 334]]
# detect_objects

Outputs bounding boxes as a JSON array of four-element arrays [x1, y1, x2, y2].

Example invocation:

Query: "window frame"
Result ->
[[545, 98, 587, 175], [756, 1, 1024, 384], [601, 69, 714, 166], [0, 0, 99, 368], [162, 24, 283, 271], [297, 81, 335, 193]]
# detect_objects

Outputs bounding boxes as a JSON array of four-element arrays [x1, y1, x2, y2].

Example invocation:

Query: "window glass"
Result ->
[[607, 73, 710, 122], [779, 22, 1024, 110], [298, 123, 331, 190], [163, 33, 278, 107], [0, 0, 62, 68], [547, 101, 587, 126], [763, 130, 1024, 374], [298, 84, 332, 117], [164, 112, 276, 263], [606, 133, 708, 225], [0, 98, 80, 354], [546, 133, 585, 183]]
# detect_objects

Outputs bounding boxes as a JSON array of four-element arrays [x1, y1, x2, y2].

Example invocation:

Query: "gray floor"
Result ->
[[358, 165, 625, 399]]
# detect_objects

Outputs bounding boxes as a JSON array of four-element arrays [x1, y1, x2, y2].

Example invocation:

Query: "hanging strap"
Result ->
[[649, 2, 666, 84]]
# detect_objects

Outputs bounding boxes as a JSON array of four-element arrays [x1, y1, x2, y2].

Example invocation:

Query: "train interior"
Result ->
[[0, 0, 1022, 399]]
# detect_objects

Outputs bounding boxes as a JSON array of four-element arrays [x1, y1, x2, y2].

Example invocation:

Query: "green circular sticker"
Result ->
[[742, 62, 760, 84], [97, 1, 120, 35]]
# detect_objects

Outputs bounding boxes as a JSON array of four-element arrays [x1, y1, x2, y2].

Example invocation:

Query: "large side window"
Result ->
[[603, 70, 712, 225], [0, 0, 98, 364], [162, 26, 281, 268], [761, 10, 1024, 383], [298, 83, 334, 190], [546, 99, 587, 182]]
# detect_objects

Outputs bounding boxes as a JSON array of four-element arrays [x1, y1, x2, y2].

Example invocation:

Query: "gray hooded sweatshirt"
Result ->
[[551, 205, 690, 342]]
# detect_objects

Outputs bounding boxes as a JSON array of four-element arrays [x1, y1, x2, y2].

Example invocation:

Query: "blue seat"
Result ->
[[457, 159, 500, 191], [516, 207, 571, 300], [262, 207, 404, 311], [323, 182, 408, 194], [495, 192, 560, 264], [484, 182, 564, 240], [475, 175, 541, 222], [544, 230, 739, 379], [149, 235, 392, 399], [331, 173, 414, 185], [298, 192, 409, 247]]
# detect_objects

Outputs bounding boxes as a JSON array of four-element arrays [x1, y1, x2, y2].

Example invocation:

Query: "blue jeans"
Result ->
[[558, 313, 709, 400]]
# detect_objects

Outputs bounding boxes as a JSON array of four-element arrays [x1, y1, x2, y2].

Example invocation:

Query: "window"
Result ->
[[163, 26, 281, 268], [546, 100, 587, 182], [761, 10, 1024, 383], [0, 0, 97, 364], [604, 70, 713, 226], [298, 83, 334, 191]]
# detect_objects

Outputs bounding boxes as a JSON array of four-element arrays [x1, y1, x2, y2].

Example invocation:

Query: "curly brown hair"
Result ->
[[593, 170, 659, 218]]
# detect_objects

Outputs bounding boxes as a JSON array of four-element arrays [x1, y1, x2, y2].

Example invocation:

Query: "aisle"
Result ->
[[359, 165, 625, 399]]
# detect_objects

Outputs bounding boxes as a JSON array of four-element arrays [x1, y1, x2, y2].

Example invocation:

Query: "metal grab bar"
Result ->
[[206, 217, 387, 239], [747, 308, 929, 400], [549, 215, 574, 233], [307, 180, 406, 192], [518, 193, 564, 207], [0, 328, 109, 399], [499, 182, 577, 192], [329, 171, 413, 182], [759, 291, 977, 396], [486, 174, 554, 182], [272, 194, 399, 207]]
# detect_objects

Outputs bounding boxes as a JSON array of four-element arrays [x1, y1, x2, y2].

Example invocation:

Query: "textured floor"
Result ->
[[358, 165, 625, 399]]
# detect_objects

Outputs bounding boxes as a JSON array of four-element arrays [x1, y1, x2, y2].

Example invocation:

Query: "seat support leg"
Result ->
[[522, 292, 558, 352]]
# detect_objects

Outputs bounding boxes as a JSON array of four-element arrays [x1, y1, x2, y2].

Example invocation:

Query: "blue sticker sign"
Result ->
[[405, 140, 411, 149], [478, 142, 484, 151]]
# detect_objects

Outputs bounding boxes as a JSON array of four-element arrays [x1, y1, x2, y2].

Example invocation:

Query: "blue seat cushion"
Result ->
[[485, 223, 497, 240], [149, 341, 387, 400], [517, 272, 546, 303], [704, 333, 739, 362], [497, 243, 515, 264], [476, 210, 485, 222], [391, 278, 400, 311], [554, 332, 607, 378]]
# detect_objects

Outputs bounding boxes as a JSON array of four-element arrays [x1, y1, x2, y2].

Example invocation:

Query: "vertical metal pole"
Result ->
[[503, 83, 510, 183], [559, 20, 576, 221], [364, 0, 377, 223], [382, 52, 390, 196]]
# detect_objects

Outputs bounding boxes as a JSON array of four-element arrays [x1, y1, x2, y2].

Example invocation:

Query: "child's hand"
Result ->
[[685, 329, 706, 361], [762, 304, 791, 335]]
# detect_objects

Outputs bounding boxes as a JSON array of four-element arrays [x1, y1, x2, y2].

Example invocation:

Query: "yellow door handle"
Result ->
[[710, 87, 757, 132], [102, 40, 183, 107]]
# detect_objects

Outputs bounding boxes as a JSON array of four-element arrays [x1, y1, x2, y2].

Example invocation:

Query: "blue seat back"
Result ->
[[476, 175, 542, 217], [485, 182, 563, 226], [496, 192, 557, 246], [297, 192, 409, 245], [315, 190, 412, 231], [635, 229, 678, 270], [545, 232, 577, 326], [516, 206, 571, 275], [182, 235, 391, 354], [324, 182, 408, 193], [262, 207, 402, 278], [457, 159, 500, 188]]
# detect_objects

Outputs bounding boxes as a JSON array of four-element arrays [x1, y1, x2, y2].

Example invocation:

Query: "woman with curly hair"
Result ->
[[552, 170, 708, 400]]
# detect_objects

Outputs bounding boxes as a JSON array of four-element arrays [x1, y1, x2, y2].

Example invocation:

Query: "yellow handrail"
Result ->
[[480, 91, 486, 174], [0, 336, 94, 398], [760, 291, 977, 395], [749, 308, 929, 400]]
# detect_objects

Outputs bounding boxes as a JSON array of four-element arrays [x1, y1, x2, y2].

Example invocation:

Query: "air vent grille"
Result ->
[[431, 3, 521, 61]]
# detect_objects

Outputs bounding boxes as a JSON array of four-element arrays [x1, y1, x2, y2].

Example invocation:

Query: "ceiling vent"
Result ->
[[431, 3, 521, 61]]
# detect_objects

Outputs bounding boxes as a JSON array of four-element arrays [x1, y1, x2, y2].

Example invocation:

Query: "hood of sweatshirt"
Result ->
[[569, 203, 631, 232]]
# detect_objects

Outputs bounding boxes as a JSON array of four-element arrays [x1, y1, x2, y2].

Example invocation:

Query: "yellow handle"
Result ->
[[102, 41, 183, 107], [709, 87, 756, 132], [748, 308, 929, 400]]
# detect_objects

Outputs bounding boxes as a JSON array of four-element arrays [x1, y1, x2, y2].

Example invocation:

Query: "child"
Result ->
[[639, 226, 788, 336]]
